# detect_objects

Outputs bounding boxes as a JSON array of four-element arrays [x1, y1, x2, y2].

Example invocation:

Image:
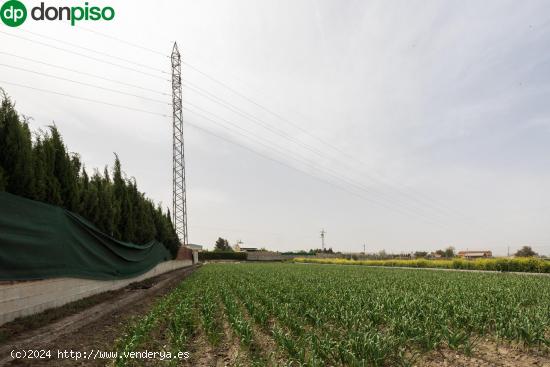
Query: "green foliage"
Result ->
[[214, 237, 231, 252], [115, 264, 550, 366], [0, 92, 179, 256], [444, 246, 456, 258], [414, 251, 428, 258], [515, 246, 538, 257], [0, 166, 7, 191], [199, 251, 247, 261], [294, 257, 550, 273], [0, 96, 33, 197]]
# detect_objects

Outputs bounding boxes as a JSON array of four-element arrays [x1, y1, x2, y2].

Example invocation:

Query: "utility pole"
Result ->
[[320, 229, 326, 251], [171, 42, 188, 245], [363, 243, 366, 255]]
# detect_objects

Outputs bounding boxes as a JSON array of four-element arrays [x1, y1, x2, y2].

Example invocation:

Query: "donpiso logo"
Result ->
[[1, 1, 115, 27], [1, 0, 27, 27]]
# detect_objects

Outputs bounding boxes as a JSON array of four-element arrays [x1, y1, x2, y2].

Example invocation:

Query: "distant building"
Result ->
[[458, 250, 492, 259], [233, 241, 259, 252]]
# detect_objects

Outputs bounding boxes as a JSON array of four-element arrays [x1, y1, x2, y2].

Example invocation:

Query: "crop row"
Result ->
[[114, 263, 550, 366], [294, 256, 550, 273]]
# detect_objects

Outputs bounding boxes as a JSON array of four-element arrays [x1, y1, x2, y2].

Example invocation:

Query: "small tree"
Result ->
[[515, 246, 538, 257], [414, 251, 428, 258], [444, 246, 455, 258], [214, 237, 231, 252]]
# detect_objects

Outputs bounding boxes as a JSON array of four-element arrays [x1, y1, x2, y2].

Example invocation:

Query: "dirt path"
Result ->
[[1, 265, 199, 366]]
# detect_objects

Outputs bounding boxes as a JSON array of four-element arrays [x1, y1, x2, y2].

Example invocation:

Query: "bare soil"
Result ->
[[183, 314, 249, 367], [419, 339, 550, 367]]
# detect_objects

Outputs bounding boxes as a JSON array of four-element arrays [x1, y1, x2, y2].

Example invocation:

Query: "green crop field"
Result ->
[[114, 263, 550, 366]]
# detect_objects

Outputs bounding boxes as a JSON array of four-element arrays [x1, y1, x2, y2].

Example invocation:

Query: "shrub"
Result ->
[[199, 251, 247, 261]]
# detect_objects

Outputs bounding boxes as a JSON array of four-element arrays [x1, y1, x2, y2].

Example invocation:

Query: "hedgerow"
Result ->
[[293, 257, 550, 273]]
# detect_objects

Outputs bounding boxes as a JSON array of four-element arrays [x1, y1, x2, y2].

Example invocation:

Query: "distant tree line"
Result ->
[[413, 246, 456, 259], [310, 248, 335, 254], [0, 93, 180, 257]]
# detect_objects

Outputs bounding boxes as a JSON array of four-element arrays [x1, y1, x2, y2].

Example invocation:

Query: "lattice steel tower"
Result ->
[[171, 42, 188, 245]]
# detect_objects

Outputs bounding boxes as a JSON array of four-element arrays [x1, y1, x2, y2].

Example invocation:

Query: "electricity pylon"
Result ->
[[171, 42, 188, 245]]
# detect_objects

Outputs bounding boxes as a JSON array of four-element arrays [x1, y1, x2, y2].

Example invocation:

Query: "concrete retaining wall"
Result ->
[[0, 260, 192, 326]]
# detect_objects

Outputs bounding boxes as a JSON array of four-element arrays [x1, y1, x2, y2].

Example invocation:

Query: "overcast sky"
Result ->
[[1, 0, 549, 255]]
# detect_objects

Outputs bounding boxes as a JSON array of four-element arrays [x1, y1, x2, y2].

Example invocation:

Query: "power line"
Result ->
[[19, 29, 169, 75], [182, 86, 463, 228], [0, 69, 448, 227], [184, 103, 319, 166], [76, 25, 168, 57], [184, 115, 450, 229], [0, 51, 169, 96], [0, 25, 474, 228], [183, 80, 347, 166], [25, 26, 475, 226], [0, 80, 168, 117], [25, 26, 465, 226], [1, 79, 448, 228], [0, 30, 169, 81], [183, 61, 377, 164], [183, 61, 478, 226], [183, 118, 371, 201], [0, 63, 170, 105], [183, 105, 452, 229], [184, 61, 350, 152]]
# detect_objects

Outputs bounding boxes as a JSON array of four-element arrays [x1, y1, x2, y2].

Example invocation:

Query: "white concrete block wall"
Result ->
[[0, 260, 192, 326]]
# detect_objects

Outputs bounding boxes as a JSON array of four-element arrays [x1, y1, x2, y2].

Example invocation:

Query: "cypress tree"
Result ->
[[79, 166, 90, 215], [49, 125, 79, 211], [99, 167, 115, 236], [119, 186, 135, 242], [0, 97, 33, 198], [69, 154, 82, 212], [79, 167, 100, 225], [31, 136, 47, 202], [0, 92, 180, 257], [111, 154, 124, 239], [0, 166, 7, 191], [39, 129, 63, 206]]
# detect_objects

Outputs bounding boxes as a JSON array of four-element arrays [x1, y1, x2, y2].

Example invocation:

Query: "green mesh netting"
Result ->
[[0, 192, 171, 280]]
